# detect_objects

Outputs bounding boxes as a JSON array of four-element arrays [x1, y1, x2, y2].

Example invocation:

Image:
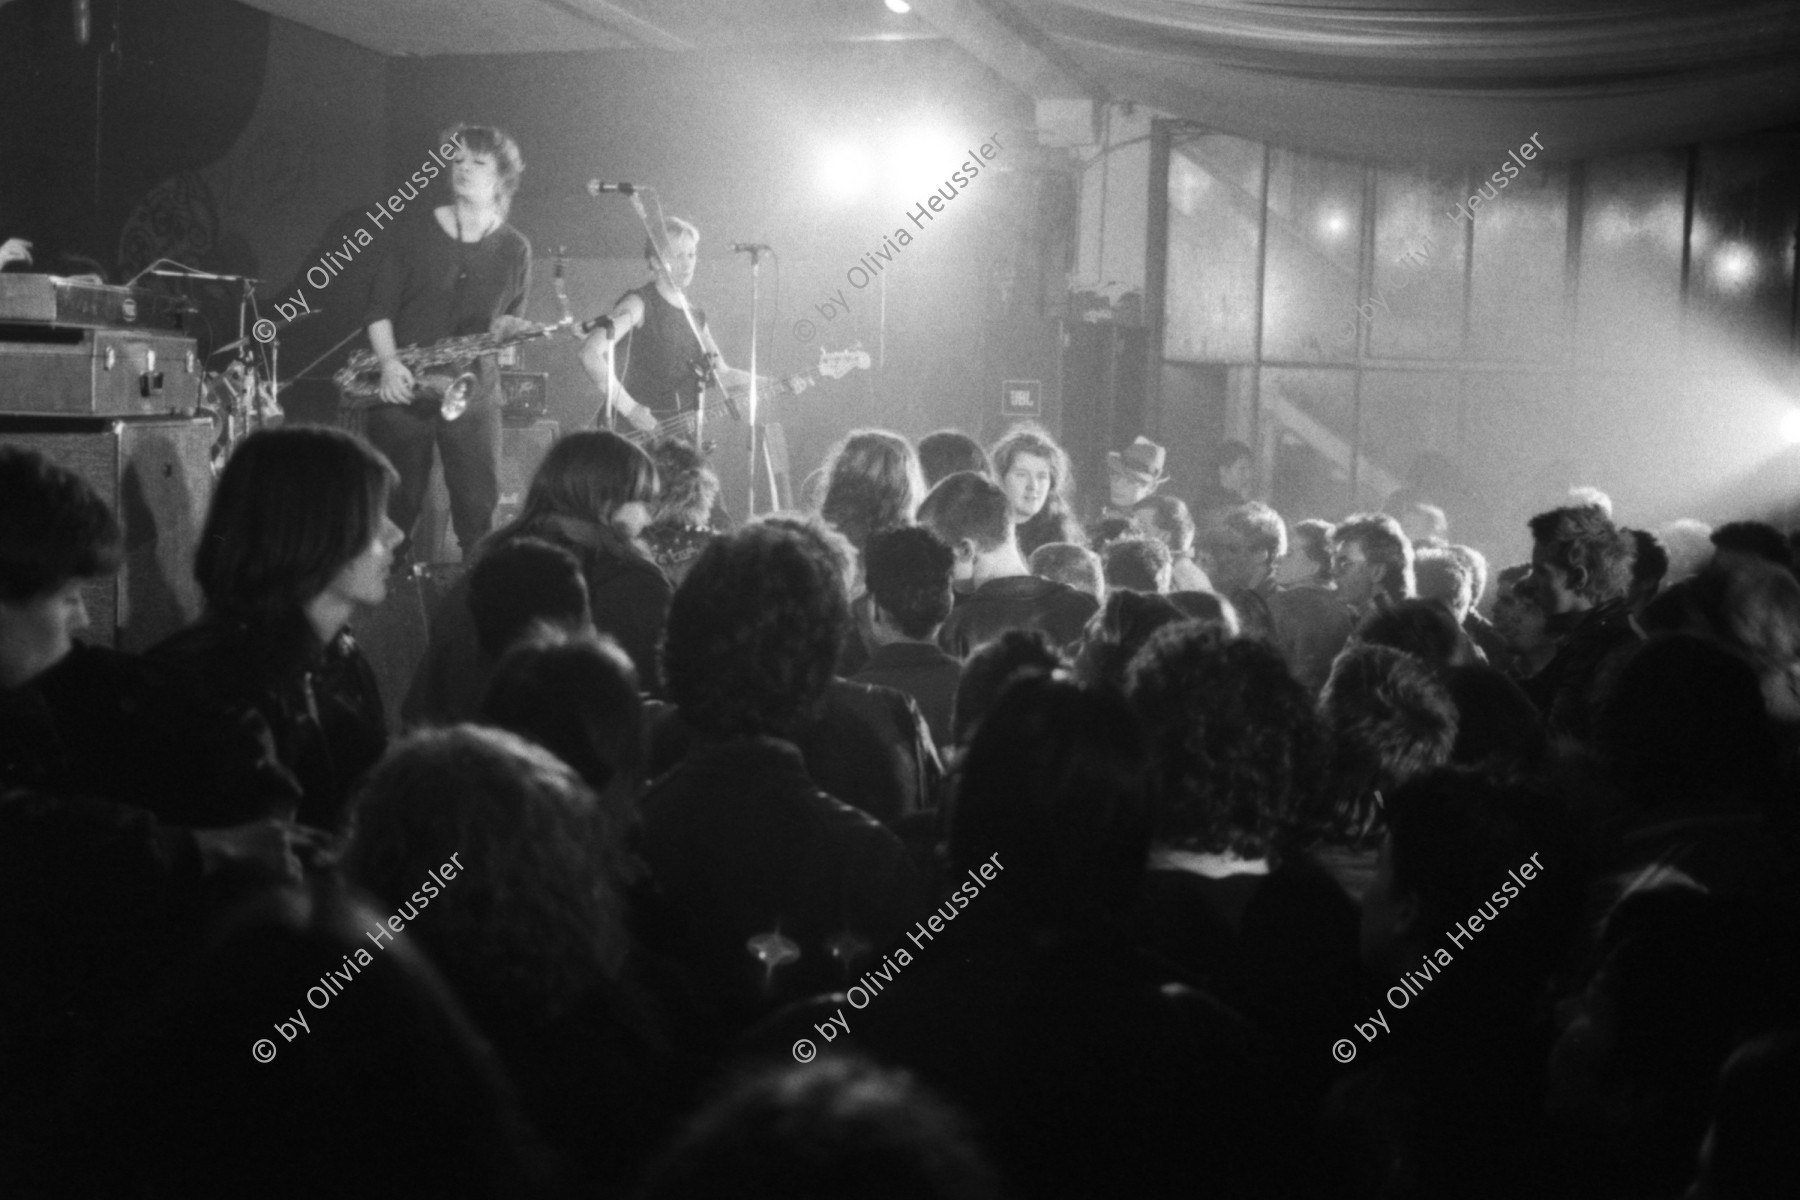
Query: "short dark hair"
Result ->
[[1101, 536, 1170, 594], [916, 430, 991, 489], [1317, 644, 1458, 842], [1087, 515, 1138, 552], [1711, 520, 1792, 570], [916, 472, 1012, 554], [1333, 513, 1416, 602], [1528, 505, 1633, 604], [467, 537, 589, 659], [1218, 501, 1287, 562], [951, 674, 1156, 926], [1214, 439, 1253, 473], [0, 445, 121, 601], [1627, 528, 1669, 595], [663, 524, 848, 738], [1132, 495, 1196, 556], [1357, 597, 1466, 670], [195, 427, 396, 619], [1290, 519, 1335, 585], [863, 525, 954, 639], [481, 628, 645, 809], [951, 629, 1064, 747], [1076, 590, 1185, 691], [1126, 629, 1324, 859], [1028, 542, 1104, 600]]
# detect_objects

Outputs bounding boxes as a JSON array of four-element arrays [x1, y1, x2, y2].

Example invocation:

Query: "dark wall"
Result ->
[[1, 0, 387, 375]]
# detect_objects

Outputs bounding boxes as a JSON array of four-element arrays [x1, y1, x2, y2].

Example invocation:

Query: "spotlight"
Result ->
[[886, 127, 962, 200], [1780, 410, 1800, 446], [1319, 209, 1349, 240], [1715, 243, 1758, 290], [818, 142, 874, 202], [885, 0, 912, 12]]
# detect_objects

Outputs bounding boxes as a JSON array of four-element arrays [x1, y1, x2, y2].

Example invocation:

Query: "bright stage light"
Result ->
[[886, 126, 963, 200], [1780, 410, 1800, 445], [1715, 243, 1758, 290], [885, 0, 912, 12], [818, 142, 875, 202]]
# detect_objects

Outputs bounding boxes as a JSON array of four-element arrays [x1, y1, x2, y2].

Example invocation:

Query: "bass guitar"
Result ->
[[617, 345, 870, 447]]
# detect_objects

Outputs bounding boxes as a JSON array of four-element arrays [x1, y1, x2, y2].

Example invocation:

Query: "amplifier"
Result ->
[[0, 273, 189, 332], [500, 370, 550, 424], [0, 328, 203, 417], [0, 415, 215, 651]]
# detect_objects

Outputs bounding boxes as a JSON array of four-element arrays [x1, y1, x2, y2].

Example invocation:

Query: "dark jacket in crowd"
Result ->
[[1522, 599, 1639, 745], [638, 736, 924, 1040], [152, 613, 386, 833], [1015, 505, 1087, 561], [764, 918, 1282, 1200], [1265, 583, 1358, 693], [851, 640, 963, 751], [1134, 849, 1364, 1100], [0, 787, 210, 1184], [939, 574, 1098, 659], [0, 641, 299, 829], [647, 679, 944, 827], [405, 517, 673, 723]]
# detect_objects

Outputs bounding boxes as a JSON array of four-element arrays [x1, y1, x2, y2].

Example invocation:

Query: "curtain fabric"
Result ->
[[1031, 1, 1800, 160]]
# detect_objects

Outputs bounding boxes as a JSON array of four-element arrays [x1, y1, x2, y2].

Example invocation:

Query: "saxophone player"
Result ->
[[362, 123, 532, 562]]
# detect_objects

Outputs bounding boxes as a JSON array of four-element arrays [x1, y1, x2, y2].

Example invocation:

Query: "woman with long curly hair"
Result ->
[[152, 426, 402, 833], [405, 430, 668, 721], [342, 724, 682, 1191], [990, 422, 1083, 560]]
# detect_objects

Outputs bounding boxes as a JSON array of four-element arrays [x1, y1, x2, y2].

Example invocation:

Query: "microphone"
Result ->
[[586, 181, 636, 196], [730, 242, 771, 253], [578, 314, 615, 337]]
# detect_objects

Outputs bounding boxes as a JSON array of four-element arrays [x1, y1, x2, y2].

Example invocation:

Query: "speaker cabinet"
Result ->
[[0, 415, 215, 651], [1058, 321, 1149, 516]]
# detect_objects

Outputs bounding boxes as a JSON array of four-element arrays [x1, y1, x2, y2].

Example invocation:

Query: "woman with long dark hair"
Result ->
[[406, 430, 667, 721], [990, 423, 1083, 560], [153, 426, 402, 833]]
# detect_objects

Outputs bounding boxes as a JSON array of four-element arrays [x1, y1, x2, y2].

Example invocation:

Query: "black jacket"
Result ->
[[638, 736, 923, 1040], [939, 575, 1098, 659], [0, 642, 298, 829], [152, 612, 386, 833]]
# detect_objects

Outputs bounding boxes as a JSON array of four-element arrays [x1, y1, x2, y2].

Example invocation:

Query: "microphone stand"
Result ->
[[736, 243, 766, 517]]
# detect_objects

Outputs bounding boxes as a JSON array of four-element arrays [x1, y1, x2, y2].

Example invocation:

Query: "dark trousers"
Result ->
[[363, 400, 501, 560]]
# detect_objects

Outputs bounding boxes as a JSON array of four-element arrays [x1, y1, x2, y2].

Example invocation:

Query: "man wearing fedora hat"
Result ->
[[1101, 436, 1170, 523]]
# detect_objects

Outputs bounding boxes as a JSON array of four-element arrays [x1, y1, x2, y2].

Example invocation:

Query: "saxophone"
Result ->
[[334, 319, 567, 421]]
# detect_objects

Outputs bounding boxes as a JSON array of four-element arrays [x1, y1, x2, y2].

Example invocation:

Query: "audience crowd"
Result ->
[[3, 415, 1798, 1199]]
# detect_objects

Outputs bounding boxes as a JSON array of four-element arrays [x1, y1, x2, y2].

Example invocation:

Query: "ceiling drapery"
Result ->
[[1030, 1, 1800, 161]]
